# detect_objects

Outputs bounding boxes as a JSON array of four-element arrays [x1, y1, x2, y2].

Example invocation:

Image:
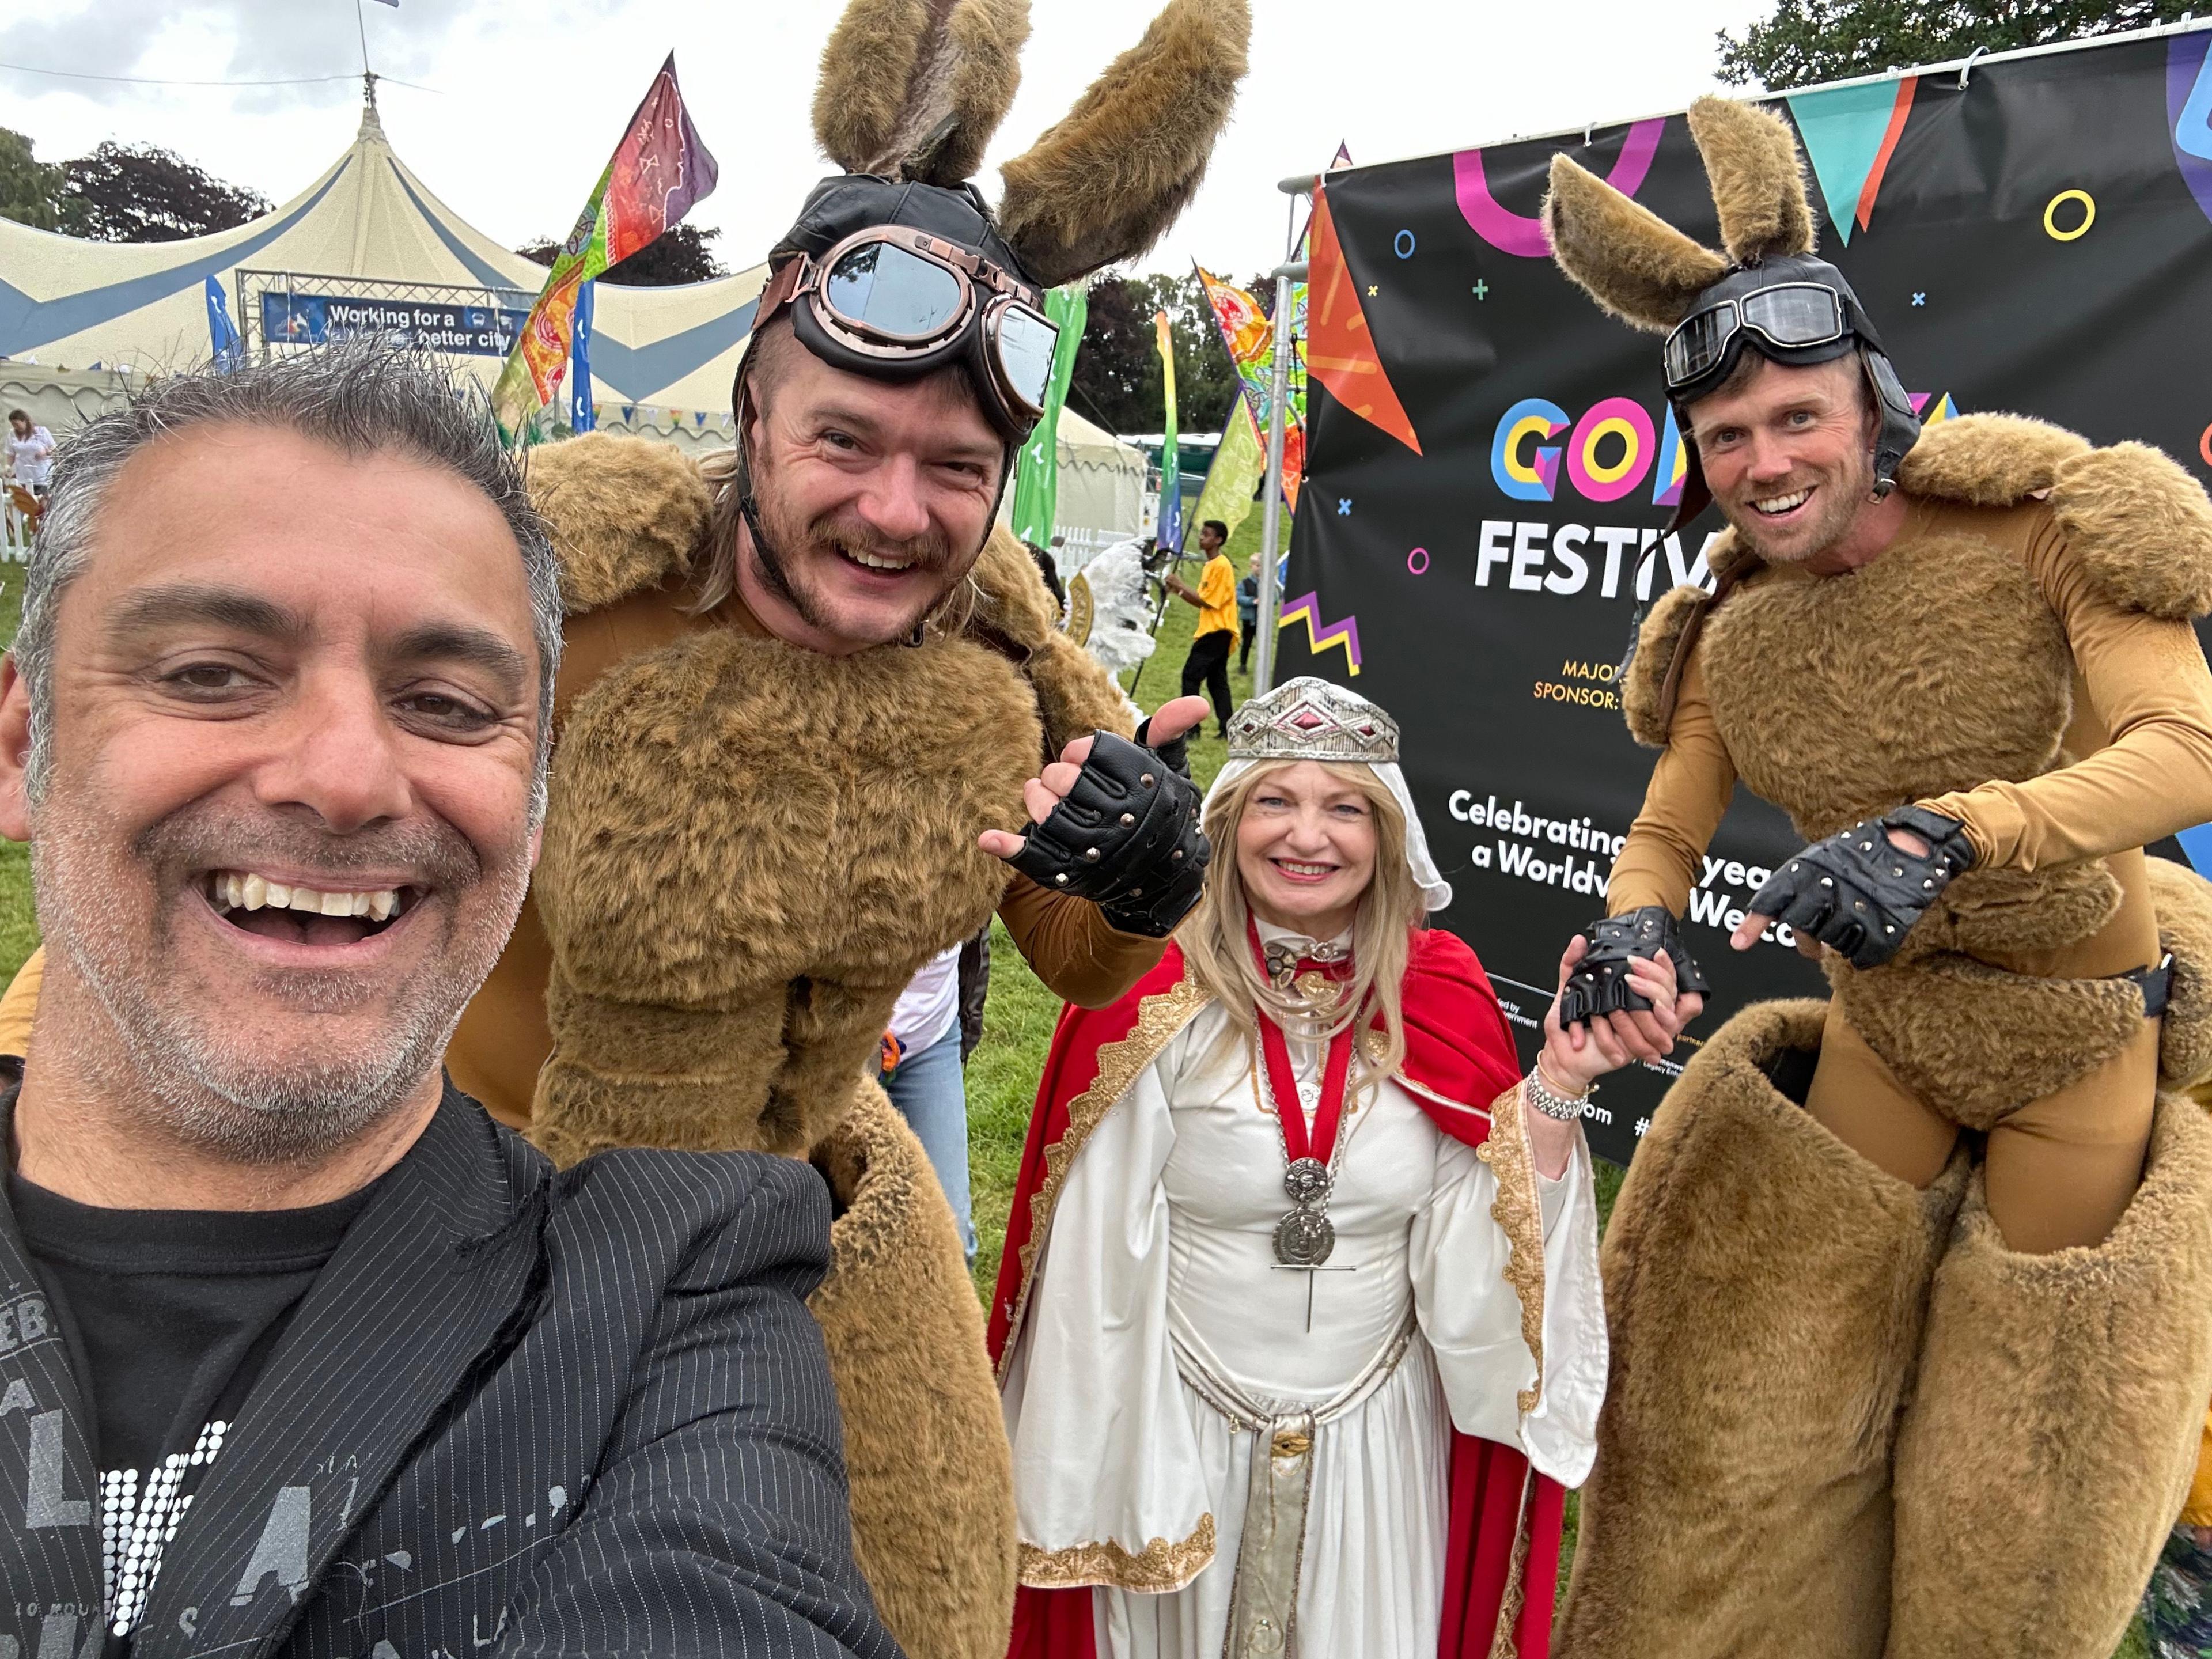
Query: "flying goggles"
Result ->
[[778, 226, 1059, 444]]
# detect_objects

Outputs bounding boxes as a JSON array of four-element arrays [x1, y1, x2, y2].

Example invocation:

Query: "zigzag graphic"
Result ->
[[1276, 592, 1363, 676]]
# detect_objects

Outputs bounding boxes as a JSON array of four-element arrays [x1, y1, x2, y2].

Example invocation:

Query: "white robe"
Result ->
[[999, 949, 1607, 1657]]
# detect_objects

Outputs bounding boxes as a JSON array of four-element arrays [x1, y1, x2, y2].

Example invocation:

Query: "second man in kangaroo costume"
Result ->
[[1540, 96, 2212, 1658]]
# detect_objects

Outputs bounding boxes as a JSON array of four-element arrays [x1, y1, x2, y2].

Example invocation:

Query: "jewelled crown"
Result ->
[[1226, 677, 1400, 765]]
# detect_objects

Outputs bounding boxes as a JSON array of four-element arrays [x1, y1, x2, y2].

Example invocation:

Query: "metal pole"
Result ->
[[1252, 257, 1305, 695]]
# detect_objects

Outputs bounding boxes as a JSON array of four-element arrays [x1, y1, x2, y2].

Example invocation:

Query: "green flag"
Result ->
[[1155, 310, 1181, 552], [1192, 400, 1265, 544], [1010, 285, 1088, 548]]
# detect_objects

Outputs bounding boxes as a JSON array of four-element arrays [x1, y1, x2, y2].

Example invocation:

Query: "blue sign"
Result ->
[[260, 291, 530, 357]]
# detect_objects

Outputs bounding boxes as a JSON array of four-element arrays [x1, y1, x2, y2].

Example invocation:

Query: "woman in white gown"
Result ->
[[987, 677, 1687, 1659]]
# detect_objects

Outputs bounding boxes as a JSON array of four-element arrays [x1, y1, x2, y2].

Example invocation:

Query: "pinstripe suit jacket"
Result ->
[[0, 1084, 903, 1659]]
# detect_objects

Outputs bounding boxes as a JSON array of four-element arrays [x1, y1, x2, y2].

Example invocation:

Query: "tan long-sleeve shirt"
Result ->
[[1607, 497, 2212, 929]]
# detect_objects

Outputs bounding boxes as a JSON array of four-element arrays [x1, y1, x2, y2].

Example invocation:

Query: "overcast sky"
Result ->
[[0, 0, 1773, 279]]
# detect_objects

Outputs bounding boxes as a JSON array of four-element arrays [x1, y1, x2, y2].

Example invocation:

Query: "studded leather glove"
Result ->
[[1557, 904, 1712, 1028], [1008, 730, 1210, 938], [1745, 805, 1977, 969], [1134, 713, 1193, 783]]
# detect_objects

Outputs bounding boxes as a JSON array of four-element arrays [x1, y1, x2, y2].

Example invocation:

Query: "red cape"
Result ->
[[988, 929, 1566, 1659]]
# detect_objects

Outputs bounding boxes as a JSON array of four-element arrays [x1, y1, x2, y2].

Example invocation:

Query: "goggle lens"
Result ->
[[1738, 284, 1844, 347], [1664, 305, 1736, 387], [824, 240, 966, 340], [995, 305, 1059, 414]]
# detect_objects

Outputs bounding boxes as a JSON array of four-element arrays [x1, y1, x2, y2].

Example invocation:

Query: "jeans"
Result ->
[[1238, 619, 1256, 673], [879, 1024, 976, 1263]]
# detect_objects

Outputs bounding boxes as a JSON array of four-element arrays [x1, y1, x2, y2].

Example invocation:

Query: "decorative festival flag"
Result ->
[[1154, 309, 1182, 554], [569, 279, 596, 432], [1192, 399, 1266, 543], [1195, 263, 1306, 510], [493, 54, 719, 442], [1010, 284, 1089, 548], [203, 275, 243, 372]]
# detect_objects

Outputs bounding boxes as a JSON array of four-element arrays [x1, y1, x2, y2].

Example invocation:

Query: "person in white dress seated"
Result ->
[[986, 676, 1690, 1659]]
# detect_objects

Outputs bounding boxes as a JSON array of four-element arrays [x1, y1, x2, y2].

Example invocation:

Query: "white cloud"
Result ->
[[0, 0, 1772, 276]]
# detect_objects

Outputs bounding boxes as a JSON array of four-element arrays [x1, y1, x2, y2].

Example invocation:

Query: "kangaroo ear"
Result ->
[[1685, 95, 1817, 264], [1544, 152, 1729, 334], [995, 0, 1251, 287], [812, 0, 1031, 187]]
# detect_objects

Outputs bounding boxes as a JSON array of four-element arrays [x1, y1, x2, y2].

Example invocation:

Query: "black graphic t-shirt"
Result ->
[[9, 1159, 384, 1654]]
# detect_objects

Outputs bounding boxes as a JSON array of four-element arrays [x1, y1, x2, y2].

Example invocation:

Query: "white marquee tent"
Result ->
[[0, 92, 765, 448]]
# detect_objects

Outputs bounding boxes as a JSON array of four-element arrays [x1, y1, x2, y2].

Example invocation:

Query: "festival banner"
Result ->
[[1280, 22, 2212, 1165], [1195, 263, 1306, 510], [1010, 284, 1090, 547], [493, 53, 719, 442], [1155, 309, 1183, 553], [1193, 401, 1266, 543]]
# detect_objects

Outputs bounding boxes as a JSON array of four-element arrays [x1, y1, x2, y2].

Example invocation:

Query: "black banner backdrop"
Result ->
[[1280, 23, 2212, 1165]]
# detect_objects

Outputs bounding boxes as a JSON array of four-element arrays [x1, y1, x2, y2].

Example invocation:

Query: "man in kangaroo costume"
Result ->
[[454, 5, 1246, 1655], [1539, 97, 2212, 1658]]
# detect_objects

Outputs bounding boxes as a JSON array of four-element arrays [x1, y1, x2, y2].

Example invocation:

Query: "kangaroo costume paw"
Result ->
[[1558, 999, 1968, 1659], [811, 1080, 1017, 1659], [1885, 1092, 2212, 1659]]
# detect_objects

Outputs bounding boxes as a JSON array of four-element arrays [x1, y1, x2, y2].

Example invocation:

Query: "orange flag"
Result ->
[[1305, 183, 1421, 455]]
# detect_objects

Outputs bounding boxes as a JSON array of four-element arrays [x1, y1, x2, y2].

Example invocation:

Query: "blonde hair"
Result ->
[[1179, 759, 1426, 1092]]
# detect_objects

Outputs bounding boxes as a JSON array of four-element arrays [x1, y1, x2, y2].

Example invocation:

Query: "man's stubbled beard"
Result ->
[[744, 446, 975, 645], [31, 793, 529, 1165], [1717, 431, 1880, 567]]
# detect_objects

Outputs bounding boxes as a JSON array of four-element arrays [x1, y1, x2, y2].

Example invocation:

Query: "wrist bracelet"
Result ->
[[1525, 1063, 1590, 1123]]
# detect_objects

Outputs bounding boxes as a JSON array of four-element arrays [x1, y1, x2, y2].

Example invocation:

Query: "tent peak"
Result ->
[[357, 73, 385, 145]]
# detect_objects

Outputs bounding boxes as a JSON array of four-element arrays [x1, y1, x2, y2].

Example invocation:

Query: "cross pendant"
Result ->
[[1273, 1263, 1358, 1332]]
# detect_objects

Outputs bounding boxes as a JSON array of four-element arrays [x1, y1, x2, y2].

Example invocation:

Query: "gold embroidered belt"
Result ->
[[1173, 1313, 1418, 1659]]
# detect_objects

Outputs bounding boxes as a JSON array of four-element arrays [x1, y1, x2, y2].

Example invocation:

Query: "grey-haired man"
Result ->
[[0, 346, 895, 1659]]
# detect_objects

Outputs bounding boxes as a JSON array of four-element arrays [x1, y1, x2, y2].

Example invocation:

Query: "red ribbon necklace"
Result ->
[[1249, 919, 1356, 1267]]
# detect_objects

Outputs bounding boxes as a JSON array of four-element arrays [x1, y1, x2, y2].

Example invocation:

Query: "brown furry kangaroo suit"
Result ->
[[431, 433, 1143, 1659], [1546, 98, 2212, 1659], [446, 5, 1249, 1657]]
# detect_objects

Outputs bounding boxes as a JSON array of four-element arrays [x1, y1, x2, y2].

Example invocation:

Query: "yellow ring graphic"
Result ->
[[2044, 189, 2095, 242]]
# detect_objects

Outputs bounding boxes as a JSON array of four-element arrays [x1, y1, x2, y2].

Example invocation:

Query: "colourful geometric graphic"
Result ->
[[1908, 391, 1960, 425], [1491, 398, 1569, 501], [1786, 77, 1917, 245], [1455, 120, 1665, 258], [2168, 32, 2212, 226], [1306, 185, 1421, 454], [1652, 402, 1689, 506], [1277, 591, 1363, 675]]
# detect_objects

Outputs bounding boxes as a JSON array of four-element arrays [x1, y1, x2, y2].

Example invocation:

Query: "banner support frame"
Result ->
[[1255, 257, 1306, 695]]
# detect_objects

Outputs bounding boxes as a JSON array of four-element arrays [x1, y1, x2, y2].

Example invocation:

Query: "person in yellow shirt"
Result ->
[[1163, 517, 1238, 737]]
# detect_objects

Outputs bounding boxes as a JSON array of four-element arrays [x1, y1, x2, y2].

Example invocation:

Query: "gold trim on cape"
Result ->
[[1476, 1082, 1547, 1414], [1484, 1468, 1536, 1659], [997, 968, 1212, 1381], [1018, 1513, 1218, 1592]]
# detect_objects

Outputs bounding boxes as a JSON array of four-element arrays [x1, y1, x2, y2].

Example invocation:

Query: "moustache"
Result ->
[[132, 801, 484, 896], [813, 514, 954, 574]]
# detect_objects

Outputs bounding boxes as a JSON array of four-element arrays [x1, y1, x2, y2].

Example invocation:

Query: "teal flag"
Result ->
[[1010, 285, 1088, 548]]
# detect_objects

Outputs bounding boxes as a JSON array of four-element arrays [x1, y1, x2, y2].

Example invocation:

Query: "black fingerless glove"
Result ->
[[1558, 905, 1712, 1027], [1134, 714, 1193, 784], [1745, 804, 1976, 969], [1009, 730, 1210, 938]]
